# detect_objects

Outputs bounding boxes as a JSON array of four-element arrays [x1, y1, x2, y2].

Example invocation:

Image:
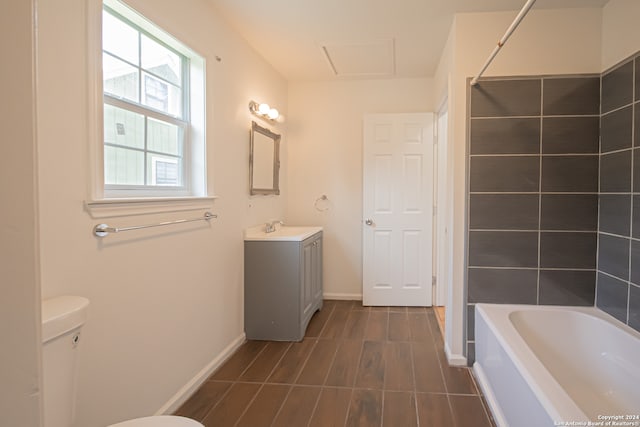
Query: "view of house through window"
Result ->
[[102, 3, 196, 194]]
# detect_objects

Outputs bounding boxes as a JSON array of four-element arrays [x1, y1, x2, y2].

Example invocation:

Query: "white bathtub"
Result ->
[[473, 304, 640, 427]]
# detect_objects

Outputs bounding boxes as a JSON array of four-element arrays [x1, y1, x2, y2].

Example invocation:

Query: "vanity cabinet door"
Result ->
[[302, 239, 314, 319], [301, 233, 323, 328], [312, 237, 323, 302]]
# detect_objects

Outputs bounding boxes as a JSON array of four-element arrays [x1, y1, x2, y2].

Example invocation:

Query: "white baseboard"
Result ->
[[444, 341, 468, 366], [156, 333, 246, 415], [323, 292, 362, 301]]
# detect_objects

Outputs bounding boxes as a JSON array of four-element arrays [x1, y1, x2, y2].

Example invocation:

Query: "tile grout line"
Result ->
[[594, 83, 601, 316], [470, 152, 600, 157], [423, 309, 453, 397], [319, 337, 342, 387], [209, 378, 481, 395], [319, 304, 355, 389], [264, 342, 294, 383], [248, 342, 299, 427], [466, 80, 473, 361], [469, 229, 598, 233], [537, 78, 544, 305], [291, 339, 320, 385], [291, 303, 336, 384], [268, 383, 299, 427], [599, 269, 630, 283], [231, 382, 265, 427], [466, 368, 480, 391], [341, 388, 355, 427], [602, 99, 636, 117], [196, 379, 236, 423], [407, 313, 421, 427], [469, 266, 597, 271], [343, 311, 369, 389], [275, 339, 314, 384], [470, 113, 603, 120], [598, 230, 640, 240], [470, 191, 601, 195], [380, 388, 386, 427], [467, 369, 493, 424], [601, 146, 635, 156], [317, 303, 338, 339], [352, 310, 386, 390], [385, 309, 390, 341], [234, 342, 270, 381], [628, 63, 636, 325], [303, 386, 324, 427], [626, 62, 638, 325]]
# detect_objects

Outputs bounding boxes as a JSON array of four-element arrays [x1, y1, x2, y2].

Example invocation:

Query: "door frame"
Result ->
[[435, 99, 450, 307]]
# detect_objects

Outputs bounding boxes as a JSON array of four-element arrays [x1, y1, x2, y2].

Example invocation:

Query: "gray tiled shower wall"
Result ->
[[597, 55, 640, 332], [466, 75, 601, 364], [466, 54, 640, 365]]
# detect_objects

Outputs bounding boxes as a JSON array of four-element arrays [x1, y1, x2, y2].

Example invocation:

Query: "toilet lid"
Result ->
[[109, 415, 203, 427]]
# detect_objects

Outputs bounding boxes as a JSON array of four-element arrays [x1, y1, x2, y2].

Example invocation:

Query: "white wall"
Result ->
[[602, 0, 640, 70], [0, 1, 43, 426], [444, 8, 603, 360], [35, 0, 287, 425], [432, 22, 458, 361], [434, 25, 455, 109], [287, 78, 433, 298]]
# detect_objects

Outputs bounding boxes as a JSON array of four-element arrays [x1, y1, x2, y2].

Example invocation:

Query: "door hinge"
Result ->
[[432, 276, 437, 286], [433, 206, 437, 216]]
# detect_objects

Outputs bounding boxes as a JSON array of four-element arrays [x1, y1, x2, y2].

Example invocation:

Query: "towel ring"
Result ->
[[314, 194, 330, 212]]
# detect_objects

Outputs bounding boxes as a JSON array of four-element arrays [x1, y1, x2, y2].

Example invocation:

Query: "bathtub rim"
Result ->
[[472, 303, 640, 426]]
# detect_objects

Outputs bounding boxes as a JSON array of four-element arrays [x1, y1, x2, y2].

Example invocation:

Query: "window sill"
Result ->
[[85, 196, 218, 219]]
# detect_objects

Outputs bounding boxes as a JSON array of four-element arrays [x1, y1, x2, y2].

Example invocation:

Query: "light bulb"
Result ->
[[268, 108, 279, 120], [258, 103, 270, 115]]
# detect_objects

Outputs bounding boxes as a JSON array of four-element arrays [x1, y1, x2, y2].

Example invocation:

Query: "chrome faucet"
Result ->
[[265, 220, 284, 233]]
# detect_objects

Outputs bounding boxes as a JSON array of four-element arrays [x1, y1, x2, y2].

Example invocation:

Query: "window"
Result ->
[[100, 0, 206, 198]]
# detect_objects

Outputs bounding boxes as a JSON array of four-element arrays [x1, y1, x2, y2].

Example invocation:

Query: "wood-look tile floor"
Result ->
[[175, 300, 496, 427]]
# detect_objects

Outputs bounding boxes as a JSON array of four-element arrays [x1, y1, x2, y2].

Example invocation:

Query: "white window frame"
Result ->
[[86, 0, 209, 213]]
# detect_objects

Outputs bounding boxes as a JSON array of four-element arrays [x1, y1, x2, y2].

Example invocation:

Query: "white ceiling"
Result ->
[[209, 0, 609, 81]]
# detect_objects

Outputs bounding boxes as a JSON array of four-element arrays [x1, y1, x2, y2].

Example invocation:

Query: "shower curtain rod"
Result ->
[[470, 0, 537, 86]]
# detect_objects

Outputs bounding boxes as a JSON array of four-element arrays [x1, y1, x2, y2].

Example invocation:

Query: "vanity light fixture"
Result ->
[[249, 100, 283, 123]]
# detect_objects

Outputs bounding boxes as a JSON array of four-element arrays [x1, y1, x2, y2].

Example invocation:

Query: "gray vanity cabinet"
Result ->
[[244, 231, 323, 341]]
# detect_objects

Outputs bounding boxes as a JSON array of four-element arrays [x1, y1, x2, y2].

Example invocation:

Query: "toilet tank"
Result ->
[[42, 296, 90, 427]]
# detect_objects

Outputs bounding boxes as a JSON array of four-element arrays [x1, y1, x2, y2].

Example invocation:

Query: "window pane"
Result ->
[[141, 34, 182, 86], [104, 146, 144, 185], [104, 104, 144, 149], [103, 53, 139, 103], [148, 117, 182, 156], [102, 10, 139, 65], [142, 72, 182, 117], [148, 154, 182, 186]]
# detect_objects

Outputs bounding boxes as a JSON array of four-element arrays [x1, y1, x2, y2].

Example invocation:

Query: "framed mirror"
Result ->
[[250, 121, 281, 195]]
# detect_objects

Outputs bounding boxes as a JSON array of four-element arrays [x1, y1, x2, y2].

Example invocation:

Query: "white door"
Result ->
[[363, 113, 434, 306]]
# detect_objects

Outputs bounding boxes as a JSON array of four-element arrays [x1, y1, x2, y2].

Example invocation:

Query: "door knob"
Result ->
[[365, 218, 374, 226]]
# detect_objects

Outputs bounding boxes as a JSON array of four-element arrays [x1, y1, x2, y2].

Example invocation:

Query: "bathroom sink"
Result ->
[[244, 225, 322, 241]]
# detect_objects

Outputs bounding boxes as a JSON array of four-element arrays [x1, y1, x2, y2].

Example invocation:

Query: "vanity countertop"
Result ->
[[244, 225, 323, 242]]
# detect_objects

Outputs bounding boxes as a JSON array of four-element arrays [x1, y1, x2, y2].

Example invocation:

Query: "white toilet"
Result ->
[[42, 296, 203, 427]]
